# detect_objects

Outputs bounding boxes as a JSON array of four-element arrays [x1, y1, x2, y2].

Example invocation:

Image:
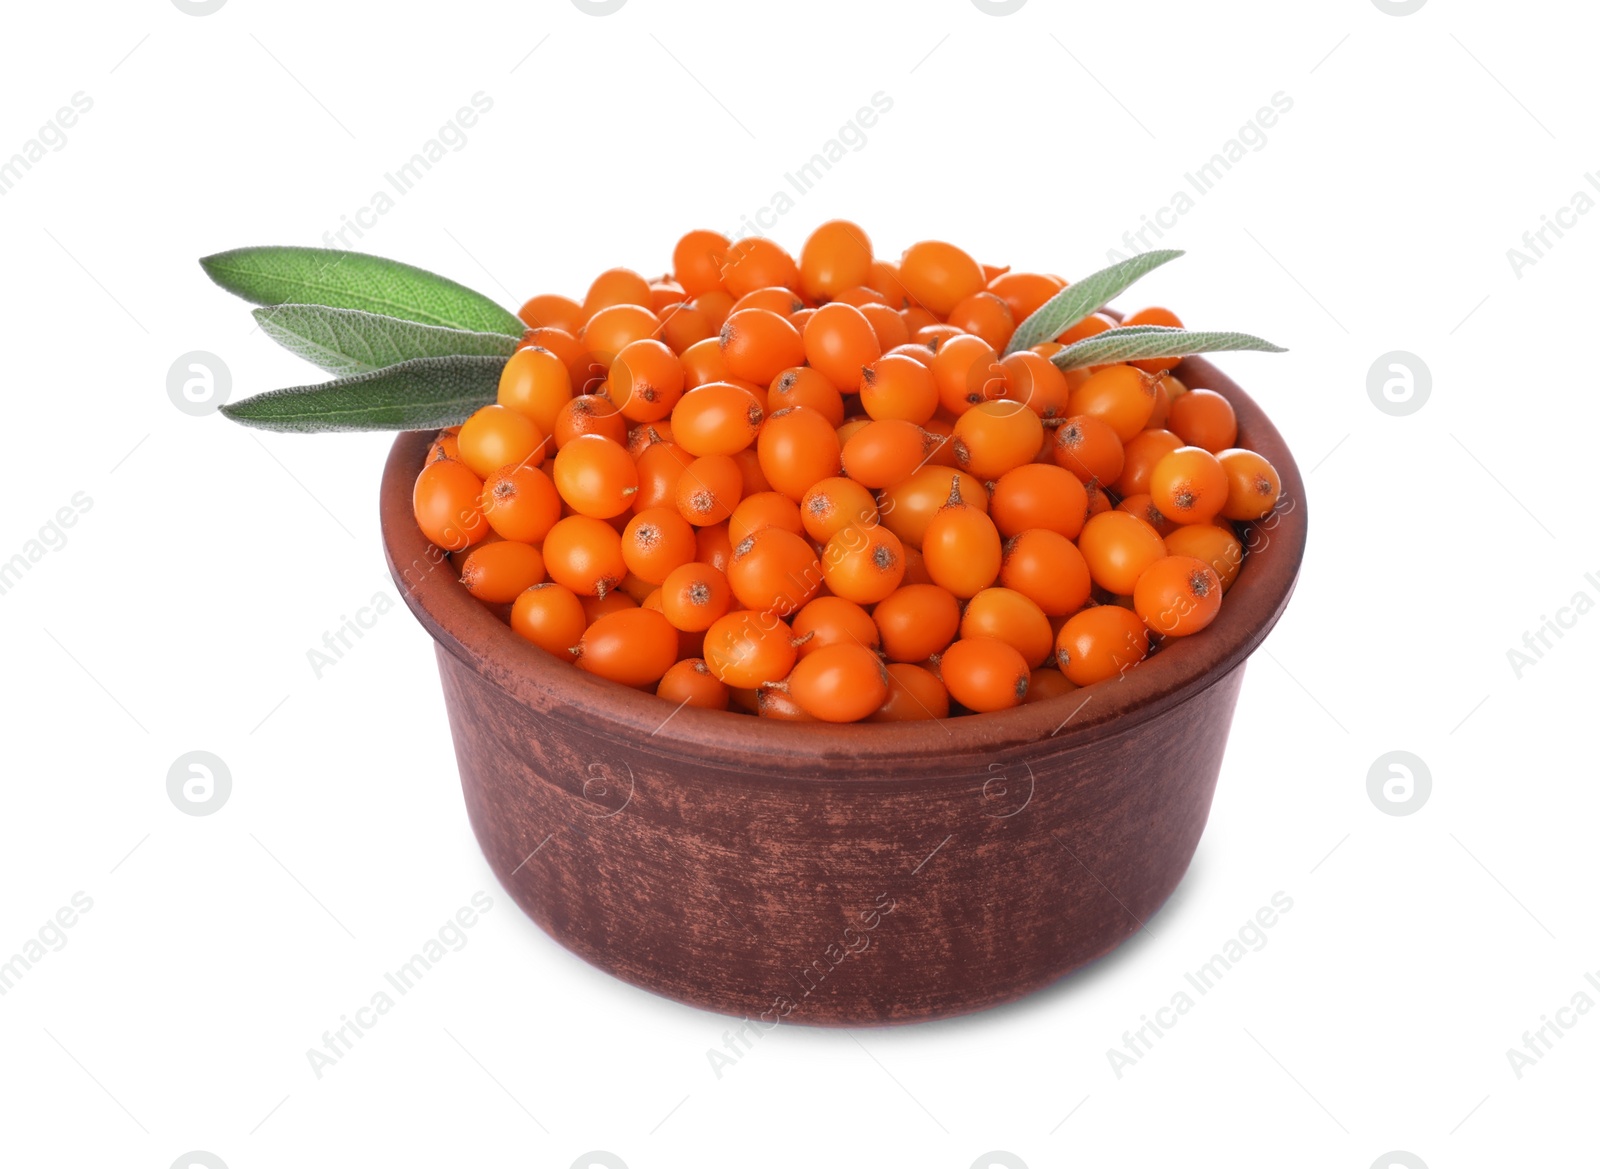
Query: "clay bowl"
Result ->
[[381, 355, 1306, 1026]]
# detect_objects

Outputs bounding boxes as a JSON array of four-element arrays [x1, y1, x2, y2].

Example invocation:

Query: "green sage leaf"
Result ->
[[1047, 326, 1287, 373], [200, 246, 525, 336], [254, 304, 520, 376], [1003, 249, 1184, 355], [219, 355, 508, 433]]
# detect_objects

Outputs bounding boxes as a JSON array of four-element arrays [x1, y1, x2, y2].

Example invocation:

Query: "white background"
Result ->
[[1, 1, 1595, 1166]]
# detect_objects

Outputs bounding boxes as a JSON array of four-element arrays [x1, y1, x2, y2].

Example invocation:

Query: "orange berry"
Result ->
[[1134, 555, 1222, 637], [459, 540, 546, 603], [803, 302, 882, 392], [498, 345, 574, 434], [986, 271, 1063, 322], [1055, 605, 1150, 686], [1164, 522, 1244, 591], [575, 607, 679, 686], [931, 333, 1009, 416], [800, 477, 880, 543], [868, 663, 950, 721], [727, 527, 822, 616], [542, 515, 626, 597], [1067, 364, 1159, 442], [1116, 428, 1185, 497], [620, 507, 698, 584], [458, 404, 547, 478], [841, 419, 935, 488], [606, 338, 685, 423], [552, 393, 628, 447], [877, 465, 987, 547], [732, 286, 806, 317], [680, 336, 729, 389], [721, 237, 800, 298], [1077, 511, 1168, 594], [999, 528, 1092, 616], [858, 302, 911, 350], [657, 658, 730, 711], [961, 587, 1054, 667], [989, 464, 1087, 540], [511, 582, 588, 656], [518, 293, 584, 334], [784, 643, 890, 722], [1021, 666, 1077, 704], [757, 406, 843, 501], [799, 219, 874, 302], [1121, 306, 1185, 374], [1001, 350, 1072, 422], [1216, 448, 1282, 520], [791, 596, 880, 656], [1149, 446, 1230, 524], [719, 308, 805, 384], [657, 301, 715, 353], [413, 458, 490, 551], [481, 463, 562, 544], [551, 434, 638, 518], [940, 636, 1030, 712], [675, 453, 744, 526], [946, 291, 1015, 351], [582, 267, 652, 317], [672, 382, 764, 456], [952, 399, 1044, 480], [702, 611, 797, 688], [873, 583, 960, 662], [768, 366, 845, 427], [922, 477, 1002, 598], [673, 230, 732, 295], [822, 522, 906, 605], [1167, 387, 1238, 452], [728, 491, 805, 546], [580, 303, 661, 370], [899, 240, 985, 316], [1052, 414, 1125, 488], [859, 353, 939, 424], [660, 562, 733, 631]]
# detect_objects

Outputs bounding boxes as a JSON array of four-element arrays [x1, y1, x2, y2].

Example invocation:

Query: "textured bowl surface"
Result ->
[[381, 355, 1307, 1025]]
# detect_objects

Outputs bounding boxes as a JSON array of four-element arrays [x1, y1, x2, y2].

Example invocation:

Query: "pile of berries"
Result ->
[[410, 222, 1283, 722]]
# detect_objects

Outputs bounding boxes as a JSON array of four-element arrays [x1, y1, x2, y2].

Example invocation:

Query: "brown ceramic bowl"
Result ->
[[381, 355, 1306, 1026]]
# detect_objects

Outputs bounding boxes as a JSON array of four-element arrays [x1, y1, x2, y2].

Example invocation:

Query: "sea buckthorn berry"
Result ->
[[620, 507, 697, 584], [650, 279, 687, 310], [757, 406, 843, 501], [481, 464, 562, 544], [1000, 350, 1072, 422], [727, 527, 822, 616], [518, 293, 585, 334], [858, 302, 911, 351], [672, 382, 764, 455], [999, 528, 1092, 616], [800, 477, 880, 543], [721, 237, 801, 298], [899, 240, 986, 316], [1164, 522, 1244, 591], [428, 430, 460, 464], [946, 291, 1015, 351], [784, 643, 890, 723], [581, 591, 637, 622], [833, 285, 889, 308], [1052, 414, 1125, 487], [552, 393, 628, 447], [1055, 605, 1150, 686], [575, 607, 679, 687], [961, 587, 1054, 668], [756, 687, 817, 721], [675, 454, 744, 526], [877, 465, 986, 547], [1078, 510, 1168, 595], [695, 523, 734, 573], [803, 302, 882, 392], [922, 477, 1002, 599], [1167, 387, 1238, 452], [1134, 555, 1222, 637], [873, 584, 961, 662], [841, 419, 936, 488], [582, 267, 652, 318], [702, 611, 798, 688], [606, 338, 685, 423], [728, 491, 804, 546], [952, 399, 1045, 481], [1056, 313, 1115, 346], [460, 540, 546, 604], [822, 522, 906, 605], [693, 289, 736, 331], [799, 219, 874, 302], [1067, 364, 1159, 441], [719, 308, 804, 384], [1022, 666, 1077, 704], [1116, 428, 1184, 497], [769, 367, 845, 427], [986, 271, 1063, 322], [680, 337, 729, 389], [525, 326, 603, 394], [941, 636, 1030, 713], [498, 345, 574, 434], [869, 663, 950, 721], [931, 333, 1009, 416], [660, 562, 732, 631], [1149, 446, 1230, 524], [1117, 493, 1176, 537], [733, 286, 806, 316], [511, 582, 588, 656], [731, 447, 771, 496], [859, 353, 939, 424], [580, 304, 661, 372], [657, 301, 715, 353], [458, 404, 547, 479], [542, 515, 626, 597], [791, 596, 880, 657], [1121, 306, 1184, 374], [552, 434, 638, 518], [866, 259, 909, 305], [622, 573, 658, 605], [1216, 448, 1282, 521], [657, 658, 730, 711], [673, 230, 732, 295], [413, 458, 490, 551], [632, 439, 695, 512], [989, 464, 1088, 540]]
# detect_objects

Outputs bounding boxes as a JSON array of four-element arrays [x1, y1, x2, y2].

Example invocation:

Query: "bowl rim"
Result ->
[[381, 354, 1307, 768]]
